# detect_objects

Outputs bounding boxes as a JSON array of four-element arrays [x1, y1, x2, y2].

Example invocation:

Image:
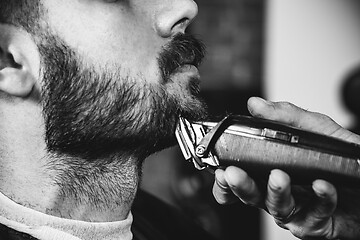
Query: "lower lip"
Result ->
[[173, 64, 200, 77]]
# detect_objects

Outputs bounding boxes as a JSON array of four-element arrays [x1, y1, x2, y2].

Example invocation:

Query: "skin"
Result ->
[[42, 0, 196, 84], [1, 1, 360, 239], [0, 0, 203, 222], [213, 97, 360, 239]]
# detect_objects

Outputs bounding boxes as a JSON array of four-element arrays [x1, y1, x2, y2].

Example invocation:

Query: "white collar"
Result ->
[[0, 191, 133, 240]]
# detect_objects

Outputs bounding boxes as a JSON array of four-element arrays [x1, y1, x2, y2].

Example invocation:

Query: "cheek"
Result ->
[[82, 32, 163, 85], [94, 27, 162, 84], [46, 1, 163, 84]]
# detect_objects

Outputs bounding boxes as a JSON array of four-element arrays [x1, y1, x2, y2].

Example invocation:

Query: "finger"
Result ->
[[223, 166, 263, 206], [266, 169, 296, 224], [213, 168, 238, 204], [292, 180, 337, 239], [247, 97, 339, 133], [310, 179, 337, 220]]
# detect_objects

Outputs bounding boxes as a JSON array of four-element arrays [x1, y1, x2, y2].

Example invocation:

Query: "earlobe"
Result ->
[[0, 65, 35, 97], [0, 24, 40, 98]]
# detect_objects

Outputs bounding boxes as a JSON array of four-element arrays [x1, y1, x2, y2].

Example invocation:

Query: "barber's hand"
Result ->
[[213, 97, 360, 239]]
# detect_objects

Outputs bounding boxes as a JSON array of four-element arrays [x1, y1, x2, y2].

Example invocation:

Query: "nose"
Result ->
[[154, 0, 198, 38]]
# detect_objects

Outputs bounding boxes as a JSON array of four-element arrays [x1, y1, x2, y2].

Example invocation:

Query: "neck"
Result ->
[[0, 147, 141, 222], [0, 99, 142, 222], [45, 152, 142, 222]]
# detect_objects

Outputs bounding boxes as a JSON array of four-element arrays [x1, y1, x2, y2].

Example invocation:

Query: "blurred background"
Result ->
[[141, 0, 360, 240]]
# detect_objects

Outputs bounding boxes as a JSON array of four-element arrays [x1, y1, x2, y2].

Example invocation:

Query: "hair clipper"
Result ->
[[175, 115, 360, 185]]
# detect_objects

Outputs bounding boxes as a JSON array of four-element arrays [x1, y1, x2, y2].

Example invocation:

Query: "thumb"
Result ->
[[246, 97, 350, 139]]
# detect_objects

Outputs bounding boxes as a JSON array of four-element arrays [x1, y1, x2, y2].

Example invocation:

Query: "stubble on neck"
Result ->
[[44, 151, 142, 222]]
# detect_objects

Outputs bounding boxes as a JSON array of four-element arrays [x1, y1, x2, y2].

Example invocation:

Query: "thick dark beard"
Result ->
[[37, 31, 207, 215], [39, 33, 207, 160]]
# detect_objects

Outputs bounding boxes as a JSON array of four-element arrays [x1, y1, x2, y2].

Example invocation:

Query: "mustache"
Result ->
[[158, 33, 206, 82]]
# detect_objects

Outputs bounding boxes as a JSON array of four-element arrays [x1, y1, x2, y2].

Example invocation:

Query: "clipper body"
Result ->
[[175, 115, 360, 185]]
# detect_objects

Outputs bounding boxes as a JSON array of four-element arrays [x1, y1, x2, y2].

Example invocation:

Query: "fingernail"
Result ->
[[312, 182, 326, 198], [248, 97, 271, 116], [254, 97, 271, 105], [215, 178, 230, 191], [269, 172, 282, 192]]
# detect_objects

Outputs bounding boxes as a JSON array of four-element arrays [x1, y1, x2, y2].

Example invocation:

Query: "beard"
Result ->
[[38, 33, 207, 160], [36, 31, 207, 213]]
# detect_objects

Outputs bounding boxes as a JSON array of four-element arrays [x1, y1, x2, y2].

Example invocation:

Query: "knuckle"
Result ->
[[276, 101, 297, 111], [240, 198, 257, 207], [315, 112, 334, 123]]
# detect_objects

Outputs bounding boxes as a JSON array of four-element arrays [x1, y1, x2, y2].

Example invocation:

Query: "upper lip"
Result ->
[[181, 55, 198, 68]]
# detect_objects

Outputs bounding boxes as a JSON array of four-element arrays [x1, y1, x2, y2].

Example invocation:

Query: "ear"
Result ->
[[0, 24, 40, 97]]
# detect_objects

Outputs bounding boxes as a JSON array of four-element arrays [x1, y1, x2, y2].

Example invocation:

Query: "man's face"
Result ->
[[37, 0, 207, 159]]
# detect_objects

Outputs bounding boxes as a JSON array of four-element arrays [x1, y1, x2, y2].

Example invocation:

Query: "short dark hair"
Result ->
[[0, 0, 41, 34]]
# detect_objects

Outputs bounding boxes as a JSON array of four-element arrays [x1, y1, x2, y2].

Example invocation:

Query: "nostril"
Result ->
[[154, 0, 198, 38], [173, 18, 190, 31], [156, 18, 190, 38]]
